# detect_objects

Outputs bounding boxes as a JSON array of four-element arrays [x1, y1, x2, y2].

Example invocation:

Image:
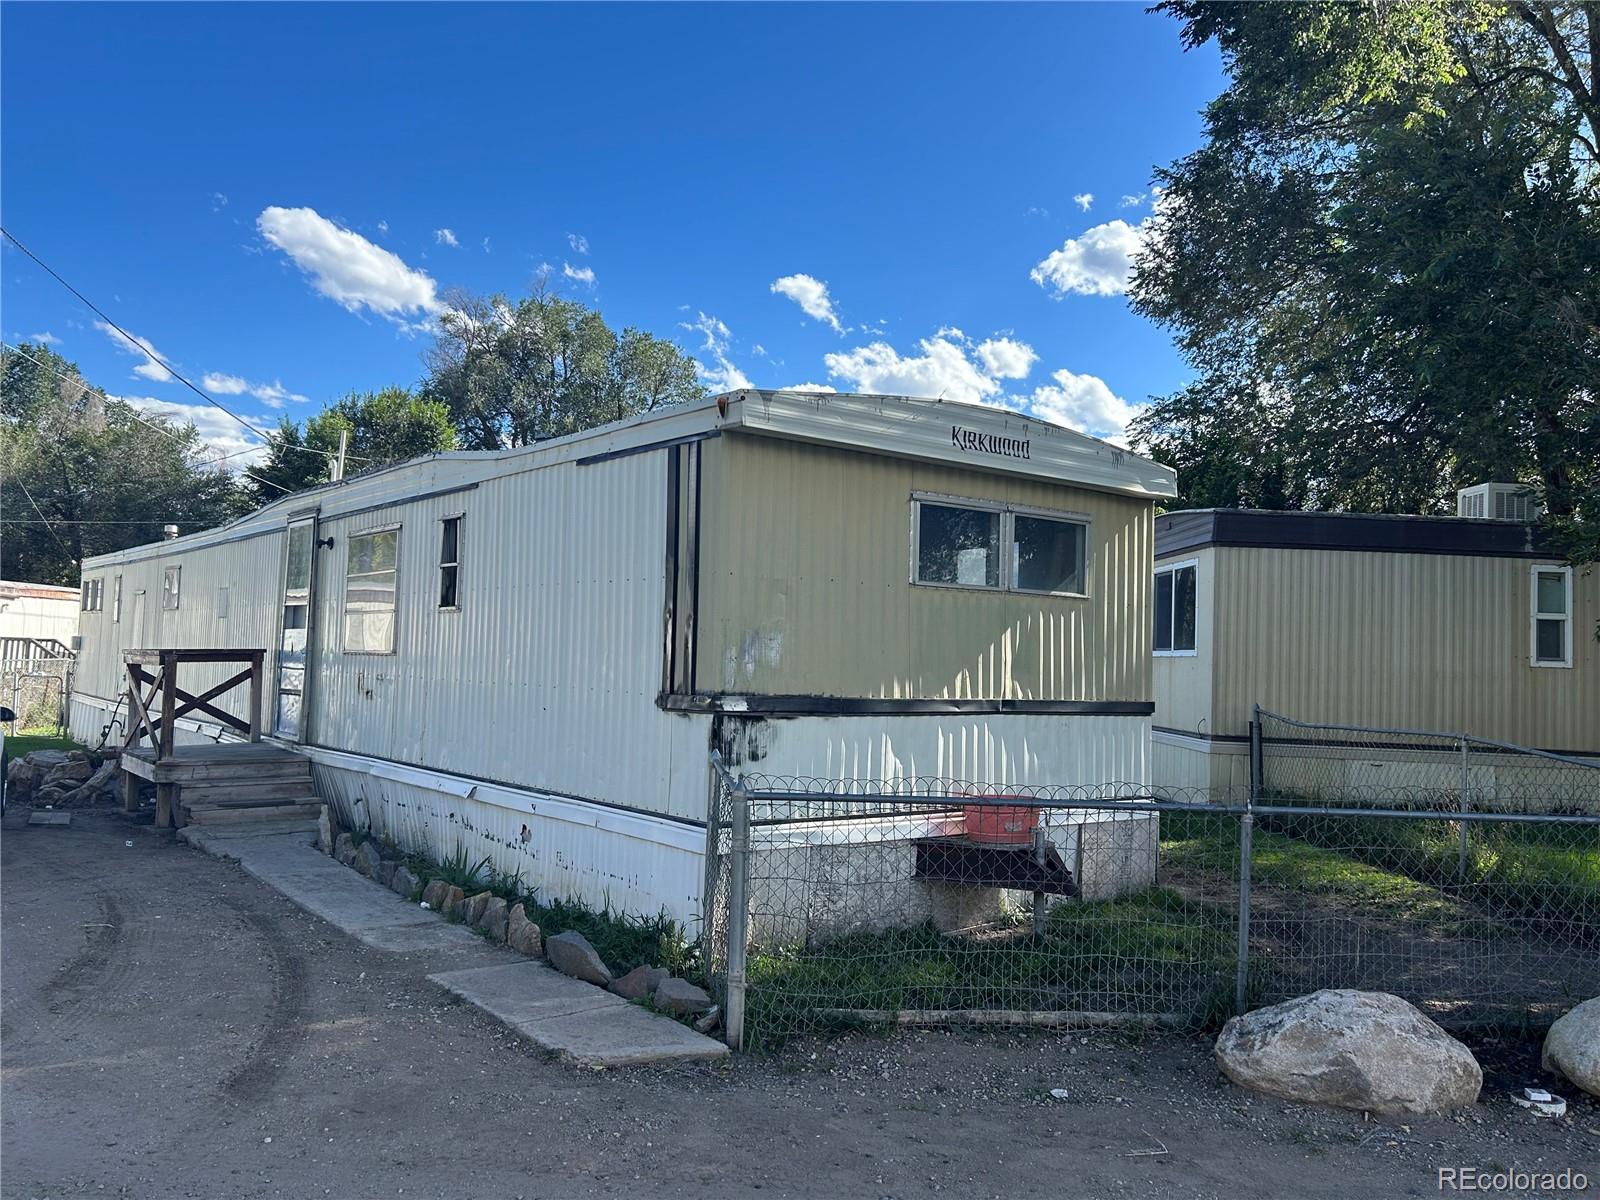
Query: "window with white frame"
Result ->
[[1154, 559, 1198, 655], [439, 515, 462, 609], [911, 495, 1089, 595], [162, 566, 181, 611], [1530, 565, 1572, 667], [344, 527, 399, 653], [113, 574, 122, 622], [81, 578, 104, 612]]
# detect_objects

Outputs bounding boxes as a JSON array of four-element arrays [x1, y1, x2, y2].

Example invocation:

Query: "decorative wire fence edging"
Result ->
[[704, 749, 1600, 1051]]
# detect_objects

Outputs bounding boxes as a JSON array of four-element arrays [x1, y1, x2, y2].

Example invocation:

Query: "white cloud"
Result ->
[[1073, 193, 1094, 212], [211, 192, 228, 212], [377, 220, 389, 235], [770, 273, 844, 334], [257, 206, 444, 321], [567, 232, 589, 255], [751, 343, 768, 358], [95, 321, 174, 382], [27, 331, 62, 345], [1119, 193, 1147, 209], [1030, 218, 1146, 298], [200, 371, 309, 408], [781, 383, 836, 393], [482, 236, 492, 254], [1011, 368, 1145, 446], [116, 394, 268, 468], [201, 372, 249, 394], [681, 312, 750, 393], [434, 227, 459, 247], [824, 331, 1000, 404], [562, 262, 596, 286], [974, 337, 1038, 381]]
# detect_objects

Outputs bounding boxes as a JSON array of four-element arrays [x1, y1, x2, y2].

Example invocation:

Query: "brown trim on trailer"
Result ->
[[1155, 509, 1555, 561], [664, 694, 1154, 717]]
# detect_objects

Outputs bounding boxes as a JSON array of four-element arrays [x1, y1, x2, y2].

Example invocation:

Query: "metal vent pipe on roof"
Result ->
[[161, 524, 179, 540]]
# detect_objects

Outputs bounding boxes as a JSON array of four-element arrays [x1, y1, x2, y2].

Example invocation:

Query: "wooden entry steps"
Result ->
[[121, 743, 320, 829]]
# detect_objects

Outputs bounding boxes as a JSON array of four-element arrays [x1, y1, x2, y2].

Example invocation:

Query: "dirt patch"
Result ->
[[3, 809, 1597, 1200]]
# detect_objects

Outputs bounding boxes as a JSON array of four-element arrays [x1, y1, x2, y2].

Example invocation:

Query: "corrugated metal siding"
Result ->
[[309, 758, 706, 926], [724, 712, 1150, 788], [72, 531, 286, 720], [309, 451, 712, 821], [1211, 547, 1600, 749], [697, 435, 1154, 702]]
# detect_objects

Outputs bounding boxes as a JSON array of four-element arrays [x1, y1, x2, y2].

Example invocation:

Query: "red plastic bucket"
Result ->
[[961, 798, 1038, 845]]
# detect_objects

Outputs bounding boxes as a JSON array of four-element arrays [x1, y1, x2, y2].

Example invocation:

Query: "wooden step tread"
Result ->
[[183, 795, 321, 811], [186, 804, 323, 825]]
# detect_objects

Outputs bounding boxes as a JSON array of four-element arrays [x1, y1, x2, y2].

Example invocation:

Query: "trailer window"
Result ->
[[1012, 514, 1087, 595], [1154, 560, 1197, 655], [439, 516, 461, 609], [345, 528, 399, 654], [915, 501, 1001, 588], [1530, 565, 1571, 667], [162, 567, 181, 611], [113, 575, 122, 622]]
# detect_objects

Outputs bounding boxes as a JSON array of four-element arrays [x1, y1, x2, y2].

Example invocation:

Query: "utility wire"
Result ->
[[15, 478, 74, 558], [0, 228, 365, 465], [2, 341, 292, 494]]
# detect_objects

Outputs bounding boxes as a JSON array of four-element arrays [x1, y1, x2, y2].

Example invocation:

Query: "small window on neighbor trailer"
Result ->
[[1530, 565, 1572, 667], [162, 566, 181, 611], [439, 516, 462, 609], [344, 527, 399, 654], [912, 495, 1089, 595], [1154, 560, 1197, 655]]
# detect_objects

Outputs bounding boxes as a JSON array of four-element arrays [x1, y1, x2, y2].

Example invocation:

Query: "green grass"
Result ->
[[4, 729, 86, 758], [744, 886, 1242, 1047]]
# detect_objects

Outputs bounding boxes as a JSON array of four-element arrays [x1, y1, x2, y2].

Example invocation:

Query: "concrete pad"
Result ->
[[179, 825, 488, 957], [428, 961, 729, 1067]]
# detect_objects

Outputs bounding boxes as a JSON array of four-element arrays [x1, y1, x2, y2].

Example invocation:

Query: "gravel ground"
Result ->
[[3, 807, 1597, 1200]]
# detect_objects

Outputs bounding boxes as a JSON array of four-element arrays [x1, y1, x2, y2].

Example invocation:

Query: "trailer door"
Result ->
[[273, 516, 317, 740]]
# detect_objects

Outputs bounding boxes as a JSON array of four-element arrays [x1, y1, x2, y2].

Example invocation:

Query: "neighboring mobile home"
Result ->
[[70, 390, 1176, 924], [1, 579, 80, 657], [1151, 497, 1600, 797]]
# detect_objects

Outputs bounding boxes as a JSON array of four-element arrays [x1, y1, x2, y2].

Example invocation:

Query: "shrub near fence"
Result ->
[[706, 755, 1600, 1050]]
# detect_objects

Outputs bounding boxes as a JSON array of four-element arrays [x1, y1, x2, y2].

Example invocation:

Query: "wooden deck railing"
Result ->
[[123, 649, 265, 760]]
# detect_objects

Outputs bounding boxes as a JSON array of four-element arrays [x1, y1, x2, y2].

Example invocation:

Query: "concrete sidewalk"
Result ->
[[180, 822, 728, 1066]]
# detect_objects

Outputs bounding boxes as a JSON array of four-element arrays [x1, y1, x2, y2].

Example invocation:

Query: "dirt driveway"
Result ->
[[3, 809, 1597, 1200]]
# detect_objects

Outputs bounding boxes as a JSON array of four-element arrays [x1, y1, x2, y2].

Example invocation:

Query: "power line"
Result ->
[[2, 518, 198, 525], [15, 479, 73, 558], [2, 341, 292, 494], [0, 228, 363, 465]]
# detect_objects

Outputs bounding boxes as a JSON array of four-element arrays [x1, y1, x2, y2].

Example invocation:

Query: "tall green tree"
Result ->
[[1129, 1, 1599, 561], [246, 386, 457, 505], [422, 288, 706, 450], [1, 343, 248, 584]]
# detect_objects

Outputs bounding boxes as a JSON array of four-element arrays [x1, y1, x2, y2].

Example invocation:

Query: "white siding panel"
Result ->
[[722, 713, 1150, 789], [309, 453, 712, 821]]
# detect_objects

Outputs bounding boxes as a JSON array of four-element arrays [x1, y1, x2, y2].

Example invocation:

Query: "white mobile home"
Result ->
[[72, 390, 1176, 923], [1, 579, 80, 656], [1151, 504, 1600, 796]]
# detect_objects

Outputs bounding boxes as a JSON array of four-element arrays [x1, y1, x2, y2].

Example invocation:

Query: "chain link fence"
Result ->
[[706, 742, 1600, 1050], [1, 658, 71, 733]]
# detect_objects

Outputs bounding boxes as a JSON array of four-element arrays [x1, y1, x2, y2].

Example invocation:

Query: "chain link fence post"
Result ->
[[725, 776, 751, 1051], [1237, 712, 1261, 1015]]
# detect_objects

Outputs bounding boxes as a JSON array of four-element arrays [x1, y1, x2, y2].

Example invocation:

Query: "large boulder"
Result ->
[[441, 886, 467, 920], [461, 891, 493, 927], [60, 759, 118, 806], [317, 806, 337, 855], [1215, 990, 1481, 1116], [506, 904, 542, 958], [546, 931, 612, 986], [334, 833, 358, 867], [1543, 997, 1600, 1098], [44, 758, 94, 788]]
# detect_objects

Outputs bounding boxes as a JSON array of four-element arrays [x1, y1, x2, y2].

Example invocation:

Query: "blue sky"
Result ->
[[2, 2, 1224, 464]]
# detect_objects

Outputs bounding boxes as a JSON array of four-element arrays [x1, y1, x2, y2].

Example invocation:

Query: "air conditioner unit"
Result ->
[[1456, 483, 1540, 522]]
